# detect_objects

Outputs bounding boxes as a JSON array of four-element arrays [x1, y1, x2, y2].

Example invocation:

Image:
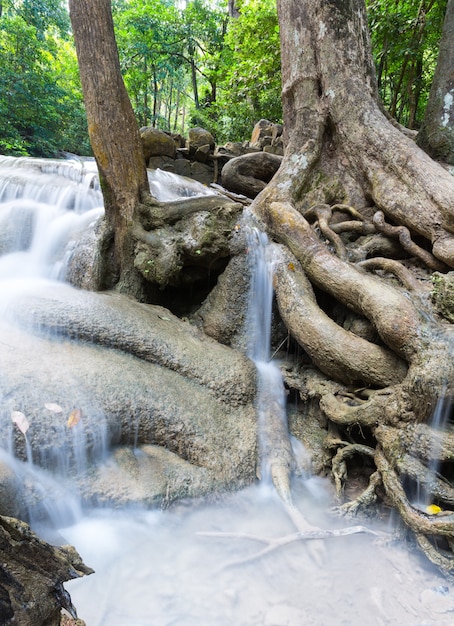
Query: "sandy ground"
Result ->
[[62, 479, 454, 626]]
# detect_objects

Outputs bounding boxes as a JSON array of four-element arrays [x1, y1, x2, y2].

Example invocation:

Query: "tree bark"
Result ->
[[238, 0, 454, 575], [68, 0, 150, 294], [417, 0, 454, 164]]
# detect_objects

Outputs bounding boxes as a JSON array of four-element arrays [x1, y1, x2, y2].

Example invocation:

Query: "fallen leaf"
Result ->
[[67, 408, 82, 428], [426, 504, 442, 515], [288, 262, 295, 272], [11, 411, 30, 435], [45, 402, 63, 413]]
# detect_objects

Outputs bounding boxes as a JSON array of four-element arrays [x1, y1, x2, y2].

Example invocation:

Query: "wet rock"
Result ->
[[0, 515, 92, 626], [147, 155, 177, 171], [0, 460, 23, 517], [190, 160, 215, 185], [82, 444, 212, 506], [0, 285, 258, 509]]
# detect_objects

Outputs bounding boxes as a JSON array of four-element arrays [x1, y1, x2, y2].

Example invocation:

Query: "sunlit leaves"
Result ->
[[0, 0, 88, 156]]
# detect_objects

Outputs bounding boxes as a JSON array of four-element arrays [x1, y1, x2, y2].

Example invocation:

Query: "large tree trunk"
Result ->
[[242, 0, 454, 574], [417, 0, 454, 164]]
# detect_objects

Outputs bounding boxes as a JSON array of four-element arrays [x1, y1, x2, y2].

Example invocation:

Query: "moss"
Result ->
[[431, 272, 454, 323]]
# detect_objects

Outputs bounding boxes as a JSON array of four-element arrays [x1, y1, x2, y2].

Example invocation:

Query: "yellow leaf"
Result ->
[[45, 402, 63, 413], [11, 410, 30, 435], [67, 408, 82, 428], [426, 504, 442, 515], [288, 262, 295, 272]]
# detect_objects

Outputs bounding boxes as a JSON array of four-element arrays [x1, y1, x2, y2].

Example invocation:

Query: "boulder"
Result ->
[[250, 119, 284, 153], [140, 127, 176, 162], [221, 152, 283, 198], [0, 285, 257, 510], [187, 127, 215, 154]]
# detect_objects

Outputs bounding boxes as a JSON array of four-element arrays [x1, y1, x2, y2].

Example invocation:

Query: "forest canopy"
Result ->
[[0, 0, 448, 156]]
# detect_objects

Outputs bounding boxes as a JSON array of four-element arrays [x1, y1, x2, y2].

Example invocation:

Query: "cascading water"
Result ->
[[0, 156, 108, 529], [0, 156, 450, 625], [411, 391, 453, 513], [245, 226, 294, 485]]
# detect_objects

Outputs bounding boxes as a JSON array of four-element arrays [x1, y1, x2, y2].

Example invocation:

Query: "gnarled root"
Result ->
[[257, 200, 422, 361], [272, 244, 408, 387], [373, 210, 446, 272], [375, 447, 454, 576]]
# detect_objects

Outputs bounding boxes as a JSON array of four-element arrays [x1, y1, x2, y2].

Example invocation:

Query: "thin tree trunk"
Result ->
[[417, 0, 454, 163], [68, 0, 149, 293]]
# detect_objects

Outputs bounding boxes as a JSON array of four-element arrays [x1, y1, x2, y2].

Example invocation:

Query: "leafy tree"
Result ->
[[113, 0, 185, 129], [0, 0, 89, 156], [368, 0, 448, 128], [194, 0, 282, 142]]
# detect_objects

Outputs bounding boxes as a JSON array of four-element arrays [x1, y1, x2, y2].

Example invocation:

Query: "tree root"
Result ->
[[272, 245, 408, 387], [357, 257, 424, 291], [139, 194, 240, 229], [320, 389, 403, 427], [304, 204, 348, 259], [336, 471, 382, 517], [376, 423, 454, 463], [197, 525, 386, 569], [331, 443, 376, 496], [396, 454, 454, 507], [373, 211, 446, 271], [375, 448, 454, 536], [258, 200, 422, 361]]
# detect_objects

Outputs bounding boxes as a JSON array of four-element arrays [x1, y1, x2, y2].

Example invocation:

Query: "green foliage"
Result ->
[[0, 0, 449, 156], [0, 0, 89, 156], [194, 0, 282, 143], [367, 0, 448, 128], [113, 0, 185, 130]]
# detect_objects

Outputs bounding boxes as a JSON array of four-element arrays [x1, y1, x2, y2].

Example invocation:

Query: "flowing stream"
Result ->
[[0, 156, 453, 625]]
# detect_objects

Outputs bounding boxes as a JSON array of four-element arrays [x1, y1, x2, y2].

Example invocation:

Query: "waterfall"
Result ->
[[0, 156, 222, 529], [0, 157, 448, 625], [245, 226, 293, 485], [412, 392, 453, 512], [0, 157, 108, 528]]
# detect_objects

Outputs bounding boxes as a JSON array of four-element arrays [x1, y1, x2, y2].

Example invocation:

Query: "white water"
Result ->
[[0, 156, 453, 625], [245, 227, 291, 482]]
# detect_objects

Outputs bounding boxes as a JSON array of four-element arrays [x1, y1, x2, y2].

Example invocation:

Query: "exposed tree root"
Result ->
[[358, 257, 424, 291], [257, 200, 422, 361], [198, 525, 386, 569], [272, 245, 408, 387], [331, 443, 376, 497], [336, 471, 382, 517], [372, 211, 446, 271], [375, 447, 454, 575]]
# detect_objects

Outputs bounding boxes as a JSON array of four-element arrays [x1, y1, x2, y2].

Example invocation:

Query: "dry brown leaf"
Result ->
[[67, 408, 82, 428], [11, 410, 30, 435]]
